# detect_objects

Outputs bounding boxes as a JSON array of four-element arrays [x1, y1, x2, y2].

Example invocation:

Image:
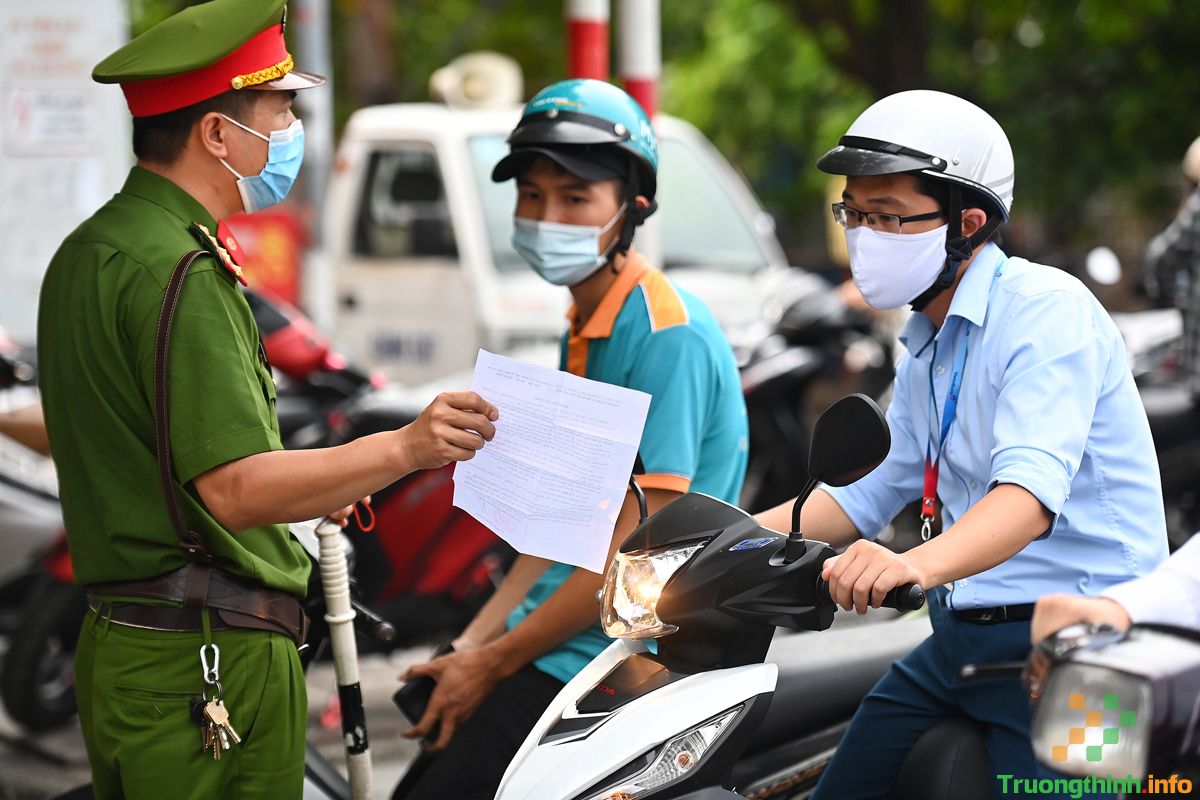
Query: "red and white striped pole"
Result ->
[[617, 0, 660, 118], [566, 0, 610, 80]]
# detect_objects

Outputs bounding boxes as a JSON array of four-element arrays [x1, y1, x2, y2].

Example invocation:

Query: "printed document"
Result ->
[[453, 350, 651, 573]]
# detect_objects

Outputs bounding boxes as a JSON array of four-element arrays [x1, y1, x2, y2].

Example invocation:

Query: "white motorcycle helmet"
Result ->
[[817, 90, 1015, 309]]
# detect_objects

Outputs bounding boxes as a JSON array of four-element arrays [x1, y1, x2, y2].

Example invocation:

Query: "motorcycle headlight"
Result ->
[[600, 543, 703, 639], [585, 708, 741, 800], [1030, 663, 1152, 778]]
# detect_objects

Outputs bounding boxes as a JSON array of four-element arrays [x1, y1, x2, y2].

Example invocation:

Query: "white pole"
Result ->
[[565, 0, 610, 79], [316, 519, 372, 799], [616, 0, 660, 117]]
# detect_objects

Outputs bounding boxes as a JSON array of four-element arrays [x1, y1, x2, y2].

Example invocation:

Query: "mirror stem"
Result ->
[[783, 477, 818, 564], [629, 476, 648, 524]]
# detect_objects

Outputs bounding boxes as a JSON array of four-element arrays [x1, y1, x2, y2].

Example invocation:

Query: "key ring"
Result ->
[[200, 643, 221, 685], [920, 516, 933, 542]]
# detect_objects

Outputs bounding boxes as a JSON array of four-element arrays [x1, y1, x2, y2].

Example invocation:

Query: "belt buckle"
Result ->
[[963, 607, 1001, 624]]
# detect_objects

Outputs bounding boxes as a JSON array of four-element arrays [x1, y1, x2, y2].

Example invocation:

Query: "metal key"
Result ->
[[204, 721, 220, 760], [203, 699, 242, 747]]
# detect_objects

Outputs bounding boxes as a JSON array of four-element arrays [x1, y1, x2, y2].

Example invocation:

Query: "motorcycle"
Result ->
[[495, 393, 929, 800]]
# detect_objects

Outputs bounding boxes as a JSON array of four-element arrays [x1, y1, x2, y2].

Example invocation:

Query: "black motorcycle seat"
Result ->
[[1142, 383, 1200, 441], [892, 717, 991, 800], [750, 615, 932, 751]]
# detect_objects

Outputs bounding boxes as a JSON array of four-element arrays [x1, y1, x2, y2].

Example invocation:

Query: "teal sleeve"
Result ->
[[626, 326, 716, 489]]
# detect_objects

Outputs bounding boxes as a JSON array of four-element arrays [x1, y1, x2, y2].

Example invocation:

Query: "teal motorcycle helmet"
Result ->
[[493, 78, 659, 259]]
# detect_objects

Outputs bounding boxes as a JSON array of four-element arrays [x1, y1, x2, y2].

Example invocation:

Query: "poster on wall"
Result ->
[[0, 1, 130, 342]]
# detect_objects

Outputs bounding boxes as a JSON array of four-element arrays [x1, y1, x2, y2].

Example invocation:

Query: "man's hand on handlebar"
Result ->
[[822, 540, 929, 615]]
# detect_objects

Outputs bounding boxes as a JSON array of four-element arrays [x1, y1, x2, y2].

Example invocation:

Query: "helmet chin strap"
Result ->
[[609, 160, 657, 273], [909, 184, 1001, 312]]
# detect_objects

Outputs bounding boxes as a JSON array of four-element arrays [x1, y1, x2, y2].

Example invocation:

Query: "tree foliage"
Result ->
[[126, 0, 1200, 265]]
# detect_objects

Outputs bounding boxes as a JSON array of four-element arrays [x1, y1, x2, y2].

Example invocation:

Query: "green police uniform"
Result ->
[[37, 1, 324, 797]]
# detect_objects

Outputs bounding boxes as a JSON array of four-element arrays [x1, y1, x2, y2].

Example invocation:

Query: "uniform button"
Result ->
[[970, 481, 978, 490], [936, 365, 946, 375]]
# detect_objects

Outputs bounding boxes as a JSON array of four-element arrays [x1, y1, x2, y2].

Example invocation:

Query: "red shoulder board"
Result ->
[[189, 221, 248, 286]]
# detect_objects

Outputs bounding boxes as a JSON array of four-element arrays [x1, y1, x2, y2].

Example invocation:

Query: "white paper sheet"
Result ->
[[452, 350, 651, 573]]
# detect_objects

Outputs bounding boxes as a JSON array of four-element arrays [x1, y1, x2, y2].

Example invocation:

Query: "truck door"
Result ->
[[336, 143, 478, 384]]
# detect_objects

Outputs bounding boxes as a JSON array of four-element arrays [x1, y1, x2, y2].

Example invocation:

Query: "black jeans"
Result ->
[[391, 664, 566, 800]]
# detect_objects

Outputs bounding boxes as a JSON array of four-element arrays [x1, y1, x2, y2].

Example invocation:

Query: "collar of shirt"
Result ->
[[567, 252, 651, 340], [899, 242, 1006, 360], [120, 166, 218, 232]]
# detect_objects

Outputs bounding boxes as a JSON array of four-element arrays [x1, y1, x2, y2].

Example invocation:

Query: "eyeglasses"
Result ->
[[831, 202, 943, 234]]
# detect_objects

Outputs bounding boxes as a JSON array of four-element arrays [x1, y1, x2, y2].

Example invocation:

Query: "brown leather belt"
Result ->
[[87, 599, 238, 634], [88, 563, 308, 646]]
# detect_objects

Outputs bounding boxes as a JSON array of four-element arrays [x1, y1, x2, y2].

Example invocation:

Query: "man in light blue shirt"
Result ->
[[759, 90, 1167, 799]]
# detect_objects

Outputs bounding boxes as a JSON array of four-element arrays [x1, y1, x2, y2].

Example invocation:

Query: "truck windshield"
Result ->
[[468, 134, 770, 274]]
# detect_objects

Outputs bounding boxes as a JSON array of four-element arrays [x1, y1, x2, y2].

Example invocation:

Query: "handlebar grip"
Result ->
[[816, 578, 926, 612], [350, 599, 397, 644], [882, 584, 926, 612]]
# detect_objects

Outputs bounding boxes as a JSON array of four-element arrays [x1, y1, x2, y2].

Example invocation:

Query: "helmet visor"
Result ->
[[817, 136, 947, 177], [492, 145, 626, 184]]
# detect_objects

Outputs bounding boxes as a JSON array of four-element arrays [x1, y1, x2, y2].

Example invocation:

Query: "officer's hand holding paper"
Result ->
[[453, 350, 650, 573]]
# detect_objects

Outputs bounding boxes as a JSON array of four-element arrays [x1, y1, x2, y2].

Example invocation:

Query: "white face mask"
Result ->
[[845, 223, 949, 310]]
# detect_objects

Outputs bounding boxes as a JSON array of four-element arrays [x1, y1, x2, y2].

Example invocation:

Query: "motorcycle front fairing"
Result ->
[[498, 494, 838, 800], [495, 638, 777, 800]]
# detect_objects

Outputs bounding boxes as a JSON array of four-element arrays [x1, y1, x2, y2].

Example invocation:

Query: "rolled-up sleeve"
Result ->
[[987, 291, 1105, 530], [824, 360, 925, 540]]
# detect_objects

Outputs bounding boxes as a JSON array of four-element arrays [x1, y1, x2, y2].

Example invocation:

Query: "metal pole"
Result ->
[[316, 519, 372, 799], [565, 0, 610, 79], [616, 0, 660, 118], [287, 0, 337, 328], [287, 0, 334, 232]]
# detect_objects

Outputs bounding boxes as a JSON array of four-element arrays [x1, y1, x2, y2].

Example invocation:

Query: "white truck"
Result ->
[[316, 102, 792, 385]]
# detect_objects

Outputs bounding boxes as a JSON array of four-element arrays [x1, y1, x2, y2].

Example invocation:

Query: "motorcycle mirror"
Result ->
[[809, 393, 890, 487], [787, 394, 890, 552]]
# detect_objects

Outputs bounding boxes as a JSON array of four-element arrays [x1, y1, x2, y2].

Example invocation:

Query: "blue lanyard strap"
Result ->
[[919, 261, 1004, 540]]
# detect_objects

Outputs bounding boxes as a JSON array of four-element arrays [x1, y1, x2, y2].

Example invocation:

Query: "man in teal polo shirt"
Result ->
[[393, 79, 748, 800]]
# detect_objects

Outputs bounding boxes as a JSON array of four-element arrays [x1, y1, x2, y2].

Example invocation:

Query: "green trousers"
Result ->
[[75, 609, 307, 800]]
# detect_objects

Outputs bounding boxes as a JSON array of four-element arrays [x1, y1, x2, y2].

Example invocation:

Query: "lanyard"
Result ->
[[919, 262, 1004, 541], [921, 331, 970, 540]]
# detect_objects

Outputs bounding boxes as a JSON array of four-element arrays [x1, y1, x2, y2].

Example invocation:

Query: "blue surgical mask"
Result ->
[[218, 115, 305, 214], [511, 203, 627, 286]]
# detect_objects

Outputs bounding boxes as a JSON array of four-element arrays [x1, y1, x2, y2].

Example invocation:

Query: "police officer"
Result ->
[[37, 1, 497, 797]]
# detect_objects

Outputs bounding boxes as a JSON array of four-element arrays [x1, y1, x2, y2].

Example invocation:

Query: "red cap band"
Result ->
[[121, 25, 289, 118]]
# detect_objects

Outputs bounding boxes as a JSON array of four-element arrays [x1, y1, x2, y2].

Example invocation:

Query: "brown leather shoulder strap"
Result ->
[[154, 249, 211, 563]]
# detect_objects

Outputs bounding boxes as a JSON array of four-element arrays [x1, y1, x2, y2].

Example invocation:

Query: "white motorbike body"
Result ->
[[496, 639, 777, 800]]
